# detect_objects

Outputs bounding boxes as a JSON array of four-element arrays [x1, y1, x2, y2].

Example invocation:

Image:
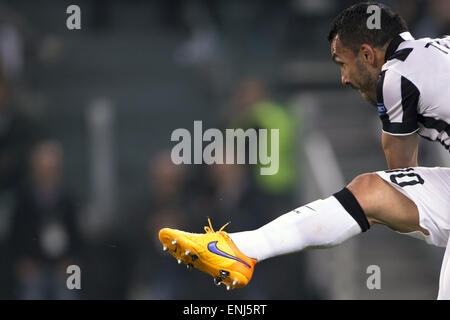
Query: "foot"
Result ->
[[159, 219, 257, 290]]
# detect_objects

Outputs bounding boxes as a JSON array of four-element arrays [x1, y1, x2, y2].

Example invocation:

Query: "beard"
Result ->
[[354, 60, 378, 106], [360, 91, 377, 106]]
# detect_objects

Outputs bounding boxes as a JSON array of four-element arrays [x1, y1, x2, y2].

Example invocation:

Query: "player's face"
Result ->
[[331, 35, 379, 106]]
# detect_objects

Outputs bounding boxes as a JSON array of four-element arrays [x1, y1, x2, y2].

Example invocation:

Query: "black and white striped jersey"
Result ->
[[377, 31, 450, 151]]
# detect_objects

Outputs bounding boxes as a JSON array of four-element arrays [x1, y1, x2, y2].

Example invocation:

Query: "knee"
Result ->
[[346, 173, 385, 224], [347, 173, 382, 195]]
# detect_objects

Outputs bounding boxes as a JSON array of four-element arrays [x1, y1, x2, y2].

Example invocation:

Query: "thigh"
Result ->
[[373, 167, 450, 247], [347, 171, 427, 235]]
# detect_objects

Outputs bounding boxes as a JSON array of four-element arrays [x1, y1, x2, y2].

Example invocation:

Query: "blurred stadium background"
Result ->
[[0, 0, 449, 299]]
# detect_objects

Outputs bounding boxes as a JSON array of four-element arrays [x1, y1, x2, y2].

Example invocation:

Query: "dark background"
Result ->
[[0, 0, 449, 299]]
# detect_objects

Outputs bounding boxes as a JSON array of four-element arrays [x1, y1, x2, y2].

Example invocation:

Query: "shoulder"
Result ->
[[377, 68, 420, 104]]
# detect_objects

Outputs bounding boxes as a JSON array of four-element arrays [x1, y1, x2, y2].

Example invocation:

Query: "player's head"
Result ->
[[328, 2, 408, 105]]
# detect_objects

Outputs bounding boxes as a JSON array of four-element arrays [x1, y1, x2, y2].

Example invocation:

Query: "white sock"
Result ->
[[229, 196, 363, 261]]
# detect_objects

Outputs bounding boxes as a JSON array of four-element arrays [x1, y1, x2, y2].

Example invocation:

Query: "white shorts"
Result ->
[[375, 166, 450, 299], [375, 166, 450, 247]]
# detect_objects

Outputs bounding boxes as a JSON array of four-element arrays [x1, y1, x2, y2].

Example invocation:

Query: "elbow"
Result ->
[[387, 162, 416, 170]]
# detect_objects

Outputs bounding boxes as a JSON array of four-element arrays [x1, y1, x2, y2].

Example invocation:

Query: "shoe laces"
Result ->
[[204, 217, 230, 234]]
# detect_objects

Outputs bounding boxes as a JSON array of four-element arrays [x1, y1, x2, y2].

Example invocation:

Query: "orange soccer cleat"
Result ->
[[159, 218, 257, 290]]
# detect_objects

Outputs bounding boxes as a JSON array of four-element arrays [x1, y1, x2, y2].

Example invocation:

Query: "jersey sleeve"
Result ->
[[376, 69, 420, 135]]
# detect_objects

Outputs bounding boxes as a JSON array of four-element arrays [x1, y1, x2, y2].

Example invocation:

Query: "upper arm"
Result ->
[[376, 70, 420, 135], [377, 70, 420, 169]]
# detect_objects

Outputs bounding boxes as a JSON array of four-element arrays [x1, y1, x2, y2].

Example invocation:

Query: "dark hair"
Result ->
[[328, 2, 409, 52]]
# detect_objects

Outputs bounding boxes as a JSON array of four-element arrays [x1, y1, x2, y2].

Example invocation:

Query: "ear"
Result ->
[[359, 44, 376, 64]]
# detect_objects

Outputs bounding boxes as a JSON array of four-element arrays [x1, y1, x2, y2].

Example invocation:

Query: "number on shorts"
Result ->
[[385, 168, 425, 187]]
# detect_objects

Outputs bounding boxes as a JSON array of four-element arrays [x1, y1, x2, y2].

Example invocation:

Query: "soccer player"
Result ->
[[159, 2, 450, 299]]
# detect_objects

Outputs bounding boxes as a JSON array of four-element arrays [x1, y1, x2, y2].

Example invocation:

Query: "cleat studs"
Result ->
[[191, 255, 198, 262], [214, 277, 222, 286], [226, 285, 231, 291], [186, 263, 193, 271], [232, 280, 238, 286], [219, 270, 230, 279], [171, 240, 177, 245], [162, 246, 168, 252], [185, 250, 190, 256], [177, 259, 182, 264]]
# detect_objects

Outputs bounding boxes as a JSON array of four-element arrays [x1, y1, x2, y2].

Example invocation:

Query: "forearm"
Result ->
[[382, 132, 419, 169], [384, 148, 418, 169]]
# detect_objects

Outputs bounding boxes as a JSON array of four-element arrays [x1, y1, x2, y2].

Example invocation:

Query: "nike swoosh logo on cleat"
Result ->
[[207, 241, 251, 268]]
